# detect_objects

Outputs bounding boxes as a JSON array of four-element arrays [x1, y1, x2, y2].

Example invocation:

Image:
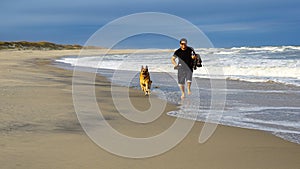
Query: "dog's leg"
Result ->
[[141, 83, 146, 94], [149, 80, 152, 90], [140, 83, 144, 91], [145, 83, 149, 96], [148, 80, 152, 95]]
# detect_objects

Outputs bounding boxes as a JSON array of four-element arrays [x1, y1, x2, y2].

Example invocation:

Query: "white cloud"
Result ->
[[199, 23, 255, 32], [198, 20, 296, 33]]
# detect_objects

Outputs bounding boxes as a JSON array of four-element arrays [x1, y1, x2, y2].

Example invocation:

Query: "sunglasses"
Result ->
[[180, 43, 187, 45]]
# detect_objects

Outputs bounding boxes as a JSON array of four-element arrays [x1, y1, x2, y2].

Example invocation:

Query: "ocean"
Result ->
[[55, 46, 300, 144]]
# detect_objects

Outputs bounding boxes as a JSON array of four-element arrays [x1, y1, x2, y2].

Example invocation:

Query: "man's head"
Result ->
[[180, 38, 187, 50]]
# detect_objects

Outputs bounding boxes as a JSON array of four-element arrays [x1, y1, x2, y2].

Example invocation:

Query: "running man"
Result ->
[[171, 38, 196, 99]]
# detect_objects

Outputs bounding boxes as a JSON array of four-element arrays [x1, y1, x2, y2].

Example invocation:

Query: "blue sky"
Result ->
[[1, 0, 300, 48]]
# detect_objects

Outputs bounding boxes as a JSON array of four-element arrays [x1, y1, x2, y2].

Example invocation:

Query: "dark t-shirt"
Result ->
[[173, 46, 195, 71]]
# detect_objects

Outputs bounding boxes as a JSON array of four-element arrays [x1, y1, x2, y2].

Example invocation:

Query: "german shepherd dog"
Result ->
[[140, 65, 152, 96]]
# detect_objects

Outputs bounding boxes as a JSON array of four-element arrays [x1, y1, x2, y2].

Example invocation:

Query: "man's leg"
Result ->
[[179, 84, 185, 99], [186, 69, 193, 95], [187, 81, 192, 95], [178, 68, 186, 99]]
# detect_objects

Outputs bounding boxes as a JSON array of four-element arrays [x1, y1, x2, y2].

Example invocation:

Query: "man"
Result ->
[[171, 38, 196, 99]]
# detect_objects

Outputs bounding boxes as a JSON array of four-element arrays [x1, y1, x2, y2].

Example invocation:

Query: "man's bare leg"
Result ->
[[187, 82, 192, 95], [179, 84, 185, 99]]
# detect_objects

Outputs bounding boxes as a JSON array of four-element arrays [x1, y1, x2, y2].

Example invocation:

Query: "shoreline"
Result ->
[[56, 54, 300, 145], [0, 50, 300, 169]]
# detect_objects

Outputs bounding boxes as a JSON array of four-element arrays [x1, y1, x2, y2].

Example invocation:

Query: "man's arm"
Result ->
[[171, 55, 179, 69], [190, 47, 197, 60], [171, 56, 177, 67], [192, 55, 196, 60]]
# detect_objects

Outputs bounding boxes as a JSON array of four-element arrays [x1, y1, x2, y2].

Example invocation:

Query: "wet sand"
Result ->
[[0, 50, 299, 169]]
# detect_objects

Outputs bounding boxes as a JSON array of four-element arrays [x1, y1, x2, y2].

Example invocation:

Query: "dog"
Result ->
[[140, 65, 152, 96]]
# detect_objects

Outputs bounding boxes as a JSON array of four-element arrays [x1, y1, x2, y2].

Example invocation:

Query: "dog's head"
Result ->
[[141, 65, 149, 76]]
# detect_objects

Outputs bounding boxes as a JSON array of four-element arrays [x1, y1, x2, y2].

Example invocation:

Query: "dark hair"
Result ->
[[180, 38, 187, 44]]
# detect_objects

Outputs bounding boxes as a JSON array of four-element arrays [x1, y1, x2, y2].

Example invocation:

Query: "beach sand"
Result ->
[[0, 50, 299, 169]]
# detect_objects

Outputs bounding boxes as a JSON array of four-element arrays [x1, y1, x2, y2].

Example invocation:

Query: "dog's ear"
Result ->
[[141, 65, 144, 70], [145, 65, 148, 70]]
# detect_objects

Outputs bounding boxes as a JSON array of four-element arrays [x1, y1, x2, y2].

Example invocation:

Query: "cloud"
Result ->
[[200, 23, 255, 32]]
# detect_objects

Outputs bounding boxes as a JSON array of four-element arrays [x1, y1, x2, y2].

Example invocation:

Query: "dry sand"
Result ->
[[0, 50, 299, 169]]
